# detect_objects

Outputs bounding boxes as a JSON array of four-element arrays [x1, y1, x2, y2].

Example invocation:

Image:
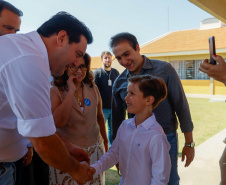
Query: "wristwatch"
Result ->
[[185, 142, 195, 148]]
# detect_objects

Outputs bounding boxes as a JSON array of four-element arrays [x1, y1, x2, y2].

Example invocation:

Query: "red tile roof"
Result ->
[[140, 26, 226, 54]]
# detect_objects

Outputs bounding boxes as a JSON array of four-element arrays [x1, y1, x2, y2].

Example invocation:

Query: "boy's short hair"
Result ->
[[128, 75, 167, 109], [101, 51, 112, 59]]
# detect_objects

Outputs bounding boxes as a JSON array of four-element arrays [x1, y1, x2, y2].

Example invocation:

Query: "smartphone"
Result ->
[[209, 36, 216, 65]]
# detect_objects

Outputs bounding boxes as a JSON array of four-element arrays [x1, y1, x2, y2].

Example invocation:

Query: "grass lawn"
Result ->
[[105, 97, 226, 184]]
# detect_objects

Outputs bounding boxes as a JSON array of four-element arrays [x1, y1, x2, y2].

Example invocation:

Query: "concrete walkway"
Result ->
[[178, 128, 226, 185]]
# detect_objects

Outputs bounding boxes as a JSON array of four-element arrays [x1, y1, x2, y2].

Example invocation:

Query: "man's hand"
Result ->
[[181, 146, 195, 167], [56, 132, 90, 164], [69, 145, 90, 164], [199, 55, 226, 85], [22, 147, 33, 166], [73, 161, 93, 185]]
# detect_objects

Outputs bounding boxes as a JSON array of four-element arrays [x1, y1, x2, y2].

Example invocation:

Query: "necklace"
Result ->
[[75, 85, 83, 106]]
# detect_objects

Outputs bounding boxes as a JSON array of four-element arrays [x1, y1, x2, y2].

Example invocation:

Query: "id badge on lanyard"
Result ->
[[108, 79, 112, 86]]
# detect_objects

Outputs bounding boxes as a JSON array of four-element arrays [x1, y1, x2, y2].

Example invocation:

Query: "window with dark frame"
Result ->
[[170, 60, 210, 80]]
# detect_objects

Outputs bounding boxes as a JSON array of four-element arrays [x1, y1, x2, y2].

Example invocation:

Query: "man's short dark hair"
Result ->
[[110, 32, 138, 50], [0, 0, 23, 16], [37, 11, 93, 44], [128, 75, 167, 109]]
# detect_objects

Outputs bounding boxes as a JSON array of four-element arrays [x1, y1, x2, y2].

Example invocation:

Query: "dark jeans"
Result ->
[[14, 157, 24, 185], [21, 149, 49, 185], [103, 108, 113, 148], [167, 131, 180, 185], [0, 161, 16, 185]]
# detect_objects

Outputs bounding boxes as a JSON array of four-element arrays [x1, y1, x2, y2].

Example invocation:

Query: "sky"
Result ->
[[8, 0, 212, 57]]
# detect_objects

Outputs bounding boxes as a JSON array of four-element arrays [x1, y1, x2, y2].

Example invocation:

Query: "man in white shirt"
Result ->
[[0, 11, 93, 185], [0, 1, 33, 184]]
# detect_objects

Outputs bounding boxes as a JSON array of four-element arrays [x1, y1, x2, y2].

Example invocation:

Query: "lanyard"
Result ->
[[102, 68, 112, 80]]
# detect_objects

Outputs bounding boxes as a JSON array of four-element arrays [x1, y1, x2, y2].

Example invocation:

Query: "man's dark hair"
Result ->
[[37, 11, 93, 44], [128, 75, 167, 109], [110, 32, 138, 50], [0, 0, 23, 16]]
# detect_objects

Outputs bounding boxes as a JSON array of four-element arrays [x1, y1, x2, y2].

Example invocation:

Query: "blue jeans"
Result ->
[[167, 131, 180, 185], [0, 162, 16, 185], [103, 109, 112, 148]]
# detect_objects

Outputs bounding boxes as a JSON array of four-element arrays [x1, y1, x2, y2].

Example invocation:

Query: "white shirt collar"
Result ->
[[129, 113, 157, 130], [26, 31, 49, 66]]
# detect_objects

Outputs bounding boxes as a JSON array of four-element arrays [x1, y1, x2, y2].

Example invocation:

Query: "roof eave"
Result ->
[[143, 48, 226, 57]]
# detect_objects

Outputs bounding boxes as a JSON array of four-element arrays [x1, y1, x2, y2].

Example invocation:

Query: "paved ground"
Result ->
[[186, 94, 226, 102], [178, 128, 226, 185]]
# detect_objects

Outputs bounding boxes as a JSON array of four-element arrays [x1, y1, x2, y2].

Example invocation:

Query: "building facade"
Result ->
[[139, 18, 226, 96]]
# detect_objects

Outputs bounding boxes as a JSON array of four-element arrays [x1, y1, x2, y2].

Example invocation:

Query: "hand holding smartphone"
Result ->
[[209, 36, 216, 65]]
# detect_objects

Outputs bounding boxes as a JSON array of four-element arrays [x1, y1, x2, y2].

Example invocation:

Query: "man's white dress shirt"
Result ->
[[91, 114, 171, 185], [0, 31, 56, 162]]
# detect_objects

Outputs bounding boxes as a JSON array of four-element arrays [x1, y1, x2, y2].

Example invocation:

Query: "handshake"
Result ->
[[73, 161, 96, 185], [65, 139, 97, 185], [57, 133, 100, 184]]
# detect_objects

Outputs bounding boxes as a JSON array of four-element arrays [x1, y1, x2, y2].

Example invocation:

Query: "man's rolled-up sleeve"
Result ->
[[1, 55, 56, 137], [18, 115, 56, 137]]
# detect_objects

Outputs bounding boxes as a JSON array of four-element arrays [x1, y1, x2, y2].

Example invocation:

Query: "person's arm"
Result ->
[[90, 124, 121, 174], [150, 135, 171, 185], [93, 70, 99, 87], [30, 134, 91, 184], [181, 131, 195, 167], [111, 79, 127, 140], [166, 63, 194, 167], [95, 86, 109, 152], [3, 56, 91, 184], [199, 55, 226, 85], [51, 75, 77, 128], [57, 132, 90, 164]]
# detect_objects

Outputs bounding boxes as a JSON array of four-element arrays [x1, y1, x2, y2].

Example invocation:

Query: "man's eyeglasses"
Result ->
[[68, 64, 87, 72]]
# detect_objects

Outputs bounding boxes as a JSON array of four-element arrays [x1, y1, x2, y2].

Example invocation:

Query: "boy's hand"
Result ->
[[88, 167, 96, 176]]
